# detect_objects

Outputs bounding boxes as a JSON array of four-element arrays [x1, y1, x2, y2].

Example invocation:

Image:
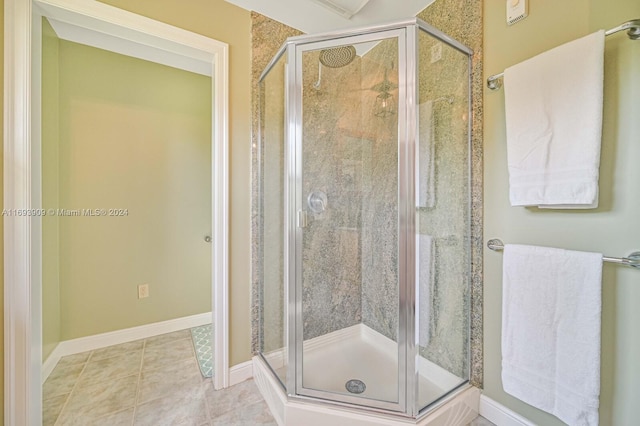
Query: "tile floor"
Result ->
[[470, 416, 496, 426], [43, 328, 494, 425], [43, 329, 274, 425]]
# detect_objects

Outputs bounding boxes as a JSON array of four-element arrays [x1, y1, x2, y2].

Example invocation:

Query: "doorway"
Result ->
[[4, 0, 229, 424]]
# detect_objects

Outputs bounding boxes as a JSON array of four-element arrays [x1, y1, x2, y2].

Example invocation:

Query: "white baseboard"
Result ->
[[42, 344, 67, 383], [42, 312, 212, 383], [229, 360, 254, 386], [479, 395, 535, 426]]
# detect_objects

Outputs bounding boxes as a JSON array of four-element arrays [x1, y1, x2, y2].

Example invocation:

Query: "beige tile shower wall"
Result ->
[[417, 0, 483, 387]]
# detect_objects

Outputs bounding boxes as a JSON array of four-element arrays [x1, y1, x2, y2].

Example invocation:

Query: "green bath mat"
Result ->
[[191, 324, 213, 378]]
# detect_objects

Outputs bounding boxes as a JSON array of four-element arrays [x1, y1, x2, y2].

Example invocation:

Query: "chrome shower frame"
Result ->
[[258, 17, 474, 419]]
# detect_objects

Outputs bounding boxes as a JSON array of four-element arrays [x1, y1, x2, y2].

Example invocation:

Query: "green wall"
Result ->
[[47, 38, 213, 340], [483, 0, 640, 424], [97, 0, 253, 367]]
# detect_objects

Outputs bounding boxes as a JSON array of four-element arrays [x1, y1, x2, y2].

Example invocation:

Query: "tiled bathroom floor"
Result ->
[[43, 329, 275, 425], [44, 328, 494, 425]]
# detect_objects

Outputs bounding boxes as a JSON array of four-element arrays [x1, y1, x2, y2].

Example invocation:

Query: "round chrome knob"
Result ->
[[307, 191, 328, 214]]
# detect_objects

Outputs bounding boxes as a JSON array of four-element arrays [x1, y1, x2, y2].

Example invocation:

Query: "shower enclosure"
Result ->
[[256, 18, 474, 422]]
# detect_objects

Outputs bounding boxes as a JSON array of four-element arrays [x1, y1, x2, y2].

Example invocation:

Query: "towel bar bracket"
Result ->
[[487, 238, 640, 269], [616, 252, 640, 269], [606, 18, 640, 40]]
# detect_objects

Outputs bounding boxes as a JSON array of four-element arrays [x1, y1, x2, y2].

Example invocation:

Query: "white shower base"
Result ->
[[255, 324, 479, 426]]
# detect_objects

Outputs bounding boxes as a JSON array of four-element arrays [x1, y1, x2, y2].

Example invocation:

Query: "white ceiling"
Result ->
[[224, 0, 436, 34]]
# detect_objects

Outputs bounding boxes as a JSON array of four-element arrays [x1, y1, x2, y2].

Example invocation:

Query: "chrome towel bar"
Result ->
[[487, 238, 640, 269], [486, 18, 640, 90]]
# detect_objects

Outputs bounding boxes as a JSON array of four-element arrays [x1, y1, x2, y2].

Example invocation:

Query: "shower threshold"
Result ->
[[254, 324, 479, 425]]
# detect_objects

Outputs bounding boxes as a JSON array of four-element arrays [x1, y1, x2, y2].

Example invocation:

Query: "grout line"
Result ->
[[52, 350, 94, 425], [132, 338, 147, 426], [133, 329, 207, 424], [145, 336, 193, 350], [89, 340, 144, 361]]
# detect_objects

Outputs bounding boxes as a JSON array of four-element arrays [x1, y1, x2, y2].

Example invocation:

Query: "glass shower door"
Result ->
[[291, 30, 407, 411]]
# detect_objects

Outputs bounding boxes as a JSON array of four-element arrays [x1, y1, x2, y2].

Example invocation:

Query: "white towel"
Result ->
[[504, 31, 605, 208], [502, 244, 603, 425], [417, 101, 435, 208], [415, 234, 433, 347]]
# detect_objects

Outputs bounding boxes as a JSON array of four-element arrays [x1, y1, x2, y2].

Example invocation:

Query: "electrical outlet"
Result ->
[[430, 43, 442, 63], [138, 284, 149, 299]]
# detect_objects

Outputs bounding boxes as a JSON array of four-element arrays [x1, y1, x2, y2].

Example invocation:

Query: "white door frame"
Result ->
[[4, 0, 230, 423]]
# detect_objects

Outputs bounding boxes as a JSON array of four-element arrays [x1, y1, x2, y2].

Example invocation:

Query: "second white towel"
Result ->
[[502, 244, 603, 425], [504, 30, 605, 208]]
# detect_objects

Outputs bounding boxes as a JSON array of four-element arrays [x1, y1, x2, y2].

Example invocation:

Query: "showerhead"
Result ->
[[313, 45, 357, 90], [318, 46, 357, 68]]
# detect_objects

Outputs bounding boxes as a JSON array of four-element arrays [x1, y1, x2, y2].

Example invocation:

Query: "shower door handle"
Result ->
[[297, 210, 308, 228]]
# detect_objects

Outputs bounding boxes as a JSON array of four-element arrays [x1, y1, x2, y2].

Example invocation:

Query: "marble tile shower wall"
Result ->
[[260, 56, 287, 353], [251, 0, 484, 388], [301, 38, 404, 341], [251, 13, 302, 353], [358, 39, 400, 342], [296, 34, 473, 369], [415, 29, 471, 378], [416, 1, 483, 387], [301, 51, 364, 339]]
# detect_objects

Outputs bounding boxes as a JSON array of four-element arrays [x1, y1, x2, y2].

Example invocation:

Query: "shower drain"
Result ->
[[345, 379, 366, 394]]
